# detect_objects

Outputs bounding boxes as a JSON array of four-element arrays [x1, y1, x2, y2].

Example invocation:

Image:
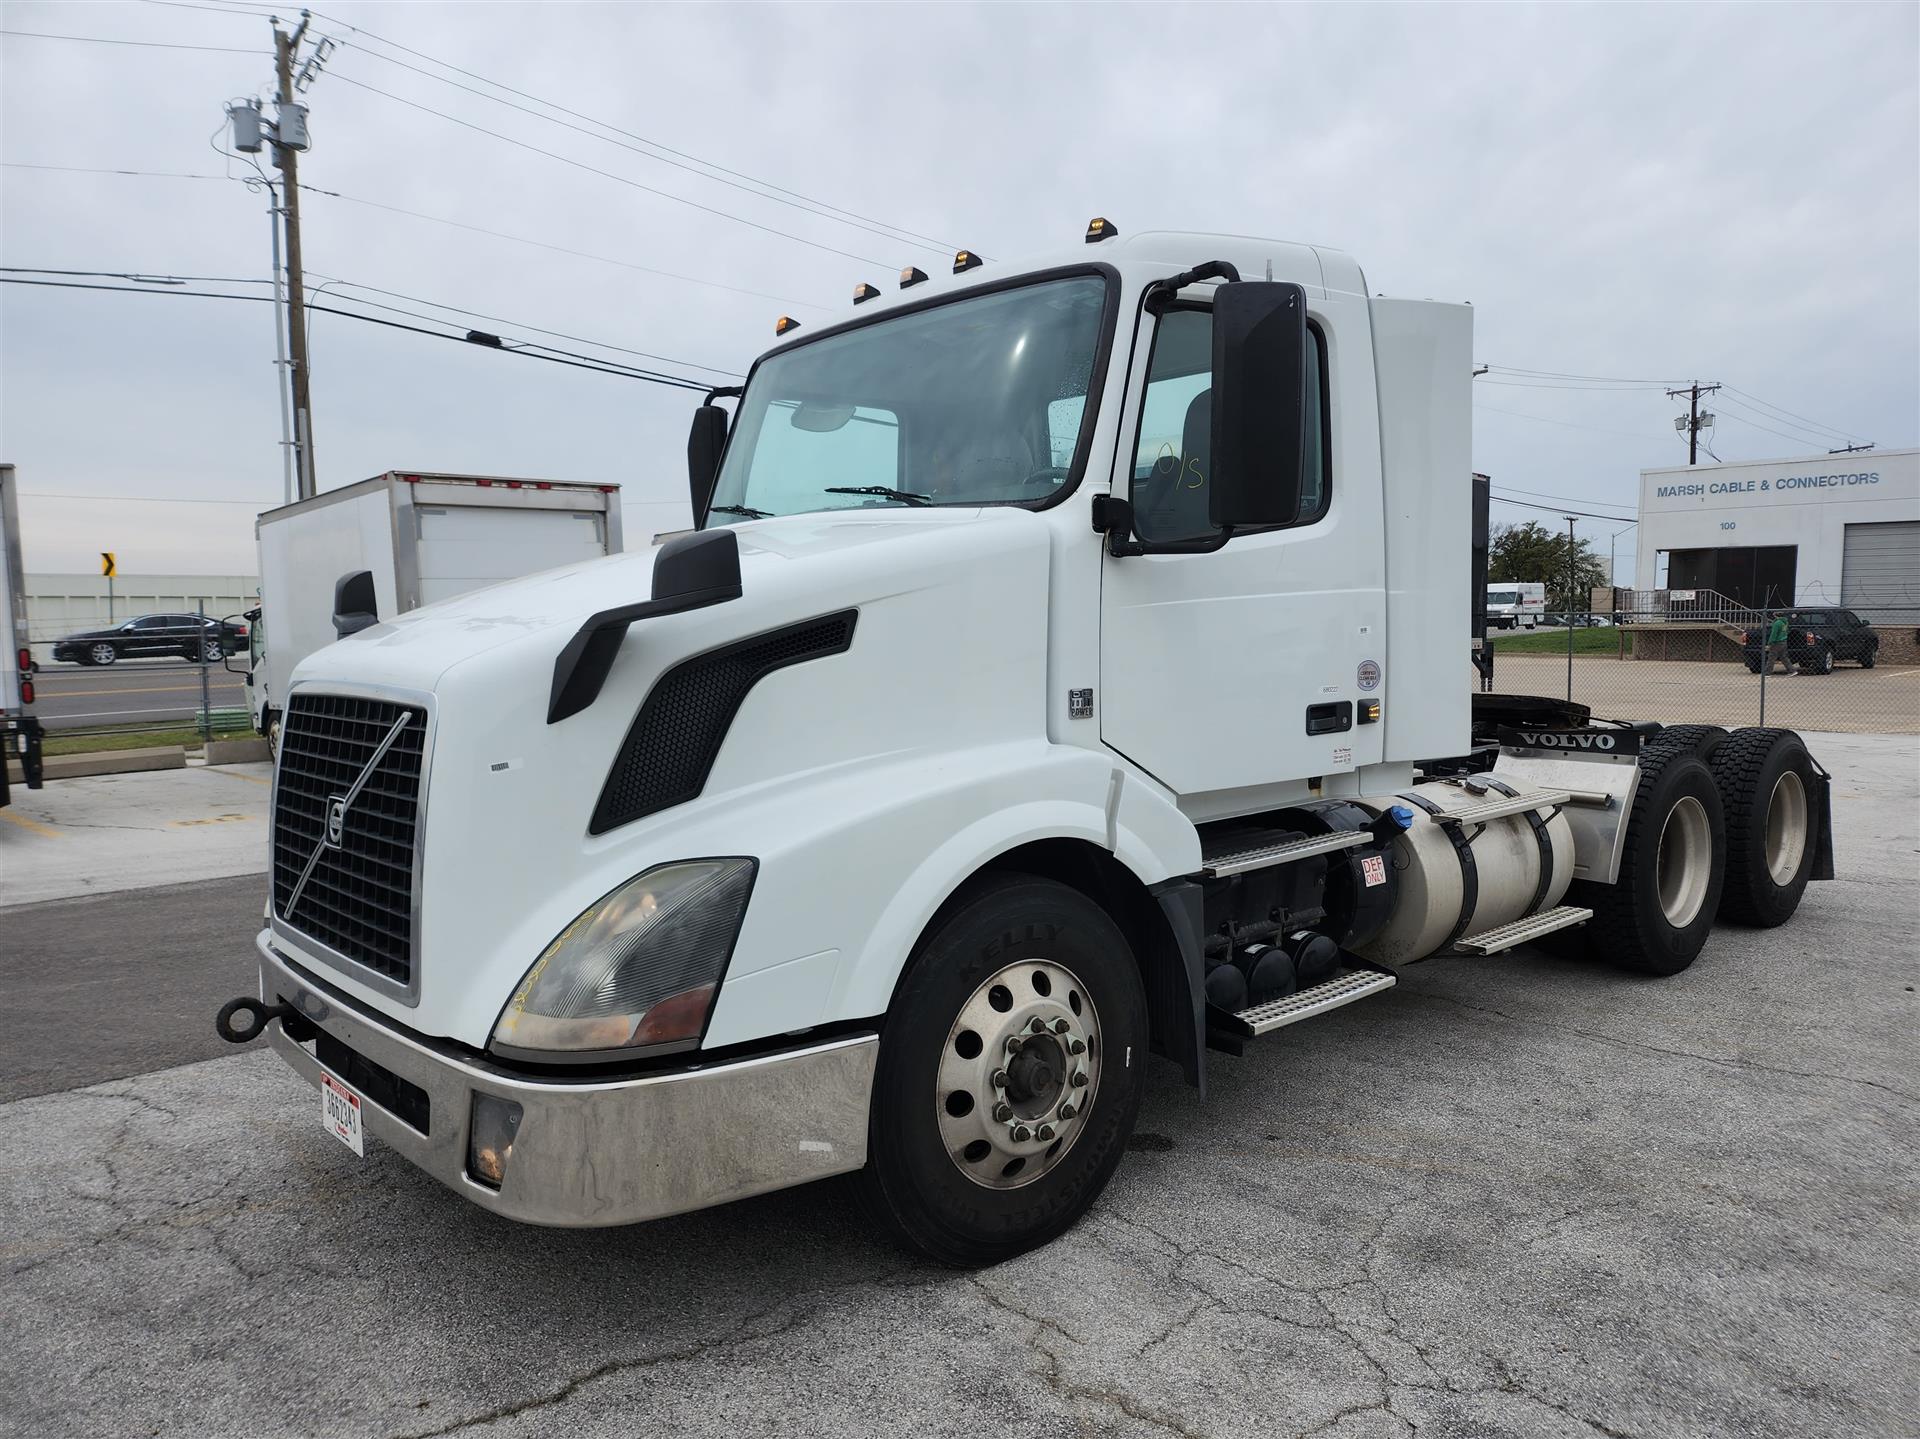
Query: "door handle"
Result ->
[[1305, 701, 1352, 736]]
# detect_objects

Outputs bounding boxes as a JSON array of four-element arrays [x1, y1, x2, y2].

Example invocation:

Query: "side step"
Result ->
[[1219, 967, 1398, 1037], [1451, 903, 1593, 956], [1429, 789, 1572, 827], [1201, 830, 1369, 879]]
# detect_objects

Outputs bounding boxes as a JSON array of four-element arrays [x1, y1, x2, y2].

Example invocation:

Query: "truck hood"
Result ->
[[291, 506, 1029, 693]]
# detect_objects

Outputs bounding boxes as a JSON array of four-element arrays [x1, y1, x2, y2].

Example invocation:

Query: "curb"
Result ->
[[6, 746, 190, 782]]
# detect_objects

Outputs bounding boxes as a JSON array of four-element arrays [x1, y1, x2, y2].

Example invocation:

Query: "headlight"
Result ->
[[490, 858, 755, 1061]]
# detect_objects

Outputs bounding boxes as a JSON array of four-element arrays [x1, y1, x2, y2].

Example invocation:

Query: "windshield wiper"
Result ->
[[707, 503, 773, 519], [823, 485, 934, 507]]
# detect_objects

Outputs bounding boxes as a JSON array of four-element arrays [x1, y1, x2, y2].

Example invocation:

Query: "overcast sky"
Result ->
[[2, 0, 1915, 580]]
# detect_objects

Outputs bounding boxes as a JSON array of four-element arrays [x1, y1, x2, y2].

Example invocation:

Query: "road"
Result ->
[[28, 659, 248, 730], [0, 734, 1914, 1438]]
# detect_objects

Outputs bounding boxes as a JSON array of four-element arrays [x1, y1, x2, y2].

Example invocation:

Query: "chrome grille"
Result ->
[[272, 692, 427, 990]]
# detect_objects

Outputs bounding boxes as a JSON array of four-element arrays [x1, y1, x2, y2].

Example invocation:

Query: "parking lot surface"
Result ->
[[1492, 655, 1919, 734], [0, 733, 1914, 1438]]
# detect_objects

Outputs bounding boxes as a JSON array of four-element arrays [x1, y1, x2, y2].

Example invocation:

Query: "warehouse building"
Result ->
[[1635, 449, 1919, 619]]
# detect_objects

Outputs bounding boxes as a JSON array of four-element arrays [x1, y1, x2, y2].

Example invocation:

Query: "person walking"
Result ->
[[1764, 611, 1797, 675]]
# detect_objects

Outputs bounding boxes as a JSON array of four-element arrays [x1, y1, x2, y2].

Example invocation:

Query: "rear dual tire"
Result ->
[[859, 875, 1147, 1267], [1710, 728, 1817, 927]]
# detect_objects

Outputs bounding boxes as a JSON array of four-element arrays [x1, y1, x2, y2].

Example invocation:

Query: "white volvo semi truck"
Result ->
[[218, 223, 1833, 1265]]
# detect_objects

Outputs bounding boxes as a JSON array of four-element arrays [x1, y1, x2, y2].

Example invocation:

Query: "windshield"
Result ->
[[707, 274, 1110, 521], [1486, 589, 1520, 606]]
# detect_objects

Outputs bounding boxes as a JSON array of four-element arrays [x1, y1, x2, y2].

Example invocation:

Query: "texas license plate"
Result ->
[[320, 1072, 365, 1156]]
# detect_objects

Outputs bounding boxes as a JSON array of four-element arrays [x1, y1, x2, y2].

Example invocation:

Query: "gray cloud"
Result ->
[[3, 0, 1915, 581]]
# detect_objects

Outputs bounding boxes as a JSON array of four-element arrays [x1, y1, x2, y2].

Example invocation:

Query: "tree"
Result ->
[[1489, 521, 1608, 613]]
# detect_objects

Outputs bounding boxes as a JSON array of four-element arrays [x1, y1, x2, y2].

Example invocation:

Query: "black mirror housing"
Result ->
[[1208, 282, 1309, 531], [333, 569, 379, 639], [687, 404, 730, 524]]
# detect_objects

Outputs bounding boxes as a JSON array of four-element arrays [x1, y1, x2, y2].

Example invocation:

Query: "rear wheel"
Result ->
[[1648, 724, 1726, 760], [1567, 747, 1725, 976], [859, 874, 1147, 1267], [1813, 644, 1835, 675], [1711, 728, 1817, 927]]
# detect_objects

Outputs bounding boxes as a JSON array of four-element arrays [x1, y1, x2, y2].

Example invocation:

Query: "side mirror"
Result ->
[[220, 613, 250, 675], [687, 404, 730, 523], [333, 570, 379, 639], [1208, 281, 1308, 531]]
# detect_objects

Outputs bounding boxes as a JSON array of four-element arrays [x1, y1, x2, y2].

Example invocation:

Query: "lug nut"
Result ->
[[1029, 1017, 1048, 1034], [993, 1102, 1013, 1122], [1071, 1070, 1088, 1088], [1059, 1102, 1077, 1120], [1037, 1124, 1056, 1141], [992, 1069, 1009, 1088], [1051, 1018, 1070, 1035], [1068, 1037, 1085, 1055], [1011, 1124, 1032, 1142], [1005, 1035, 1024, 1053]]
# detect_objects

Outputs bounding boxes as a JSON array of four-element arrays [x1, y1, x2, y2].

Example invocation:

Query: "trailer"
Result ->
[[244, 472, 625, 747], [219, 224, 1833, 1265], [0, 463, 45, 807]]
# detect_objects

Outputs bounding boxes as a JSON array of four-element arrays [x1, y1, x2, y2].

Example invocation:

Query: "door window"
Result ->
[[1129, 306, 1329, 544]]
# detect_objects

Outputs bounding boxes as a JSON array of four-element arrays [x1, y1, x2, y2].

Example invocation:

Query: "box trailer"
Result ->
[[245, 472, 624, 746], [218, 225, 1835, 1266], [0, 463, 45, 807]]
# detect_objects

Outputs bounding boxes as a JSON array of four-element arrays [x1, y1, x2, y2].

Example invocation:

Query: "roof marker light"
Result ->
[[899, 266, 928, 289], [853, 282, 881, 305], [775, 315, 802, 336], [953, 250, 983, 275], [1085, 216, 1118, 243]]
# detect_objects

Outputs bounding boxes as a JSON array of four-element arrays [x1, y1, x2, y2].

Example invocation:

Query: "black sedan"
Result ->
[[51, 612, 250, 666], [1741, 607, 1880, 675]]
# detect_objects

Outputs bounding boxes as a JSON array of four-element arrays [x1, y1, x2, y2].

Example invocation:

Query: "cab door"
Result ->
[[1098, 295, 1387, 810]]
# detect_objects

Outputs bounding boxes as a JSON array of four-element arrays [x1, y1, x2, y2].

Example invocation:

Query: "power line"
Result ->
[[0, 276, 711, 390], [302, 6, 966, 256], [326, 41, 955, 259], [1482, 364, 1685, 385], [18, 491, 269, 505], [2, 266, 270, 286], [325, 72, 901, 269], [1720, 383, 1869, 444], [0, 27, 265, 53], [1473, 401, 1676, 444], [1710, 395, 1866, 451], [1489, 494, 1643, 523], [1491, 483, 1635, 514], [0, 161, 827, 311]]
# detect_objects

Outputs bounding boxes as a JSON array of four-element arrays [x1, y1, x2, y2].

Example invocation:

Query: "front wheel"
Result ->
[[88, 642, 117, 666], [1861, 649, 1875, 669], [859, 874, 1147, 1266], [200, 638, 224, 662]]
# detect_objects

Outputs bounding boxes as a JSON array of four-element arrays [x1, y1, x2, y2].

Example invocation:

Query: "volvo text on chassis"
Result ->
[[217, 221, 1836, 1266]]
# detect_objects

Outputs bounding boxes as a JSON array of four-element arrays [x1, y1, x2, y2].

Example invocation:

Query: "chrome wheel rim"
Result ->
[[937, 958, 1100, 1190], [89, 643, 114, 664], [1764, 770, 1808, 885], [203, 640, 221, 661], [1656, 794, 1712, 928]]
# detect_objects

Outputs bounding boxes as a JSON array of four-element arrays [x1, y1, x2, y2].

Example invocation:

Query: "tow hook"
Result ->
[[215, 996, 313, 1045]]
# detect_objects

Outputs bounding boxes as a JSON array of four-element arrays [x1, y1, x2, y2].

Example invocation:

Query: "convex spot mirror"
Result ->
[[1208, 281, 1309, 531], [789, 401, 856, 433]]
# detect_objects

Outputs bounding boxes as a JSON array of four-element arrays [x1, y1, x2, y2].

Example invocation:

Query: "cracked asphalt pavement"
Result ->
[[0, 732, 1914, 1438]]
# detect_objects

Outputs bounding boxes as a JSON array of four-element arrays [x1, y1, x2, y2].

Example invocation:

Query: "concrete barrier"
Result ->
[[6, 746, 188, 784], [203, 737, 273, 765]]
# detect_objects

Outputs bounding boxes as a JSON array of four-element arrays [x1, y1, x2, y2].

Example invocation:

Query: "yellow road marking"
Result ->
[[170, 813, 254, 827], [0, 808, 62, 838], [206, 767, 271, 785]]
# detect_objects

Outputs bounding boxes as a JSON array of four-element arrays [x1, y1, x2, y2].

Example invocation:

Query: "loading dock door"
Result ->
[[1841, 521, 1919, 621]]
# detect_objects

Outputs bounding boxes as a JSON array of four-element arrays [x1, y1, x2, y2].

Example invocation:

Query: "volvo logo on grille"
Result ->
[[284, 711, 413, 923]]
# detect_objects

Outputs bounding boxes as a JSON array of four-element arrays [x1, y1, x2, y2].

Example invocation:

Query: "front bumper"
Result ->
[[256, 933, 878, 1226]]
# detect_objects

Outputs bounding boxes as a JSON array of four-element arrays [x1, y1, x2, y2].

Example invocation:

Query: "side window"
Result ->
[[133, 616, 168, 631], [1130, 306, 1330, 544]]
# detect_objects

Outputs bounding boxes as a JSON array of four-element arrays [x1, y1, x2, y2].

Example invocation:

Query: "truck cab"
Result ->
[[231, 225, 1832, 1264]]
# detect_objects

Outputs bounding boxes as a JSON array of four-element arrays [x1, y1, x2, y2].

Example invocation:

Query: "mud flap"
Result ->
[[1147, 878, 1208, 1100], [1808, 758, 1836, 882]]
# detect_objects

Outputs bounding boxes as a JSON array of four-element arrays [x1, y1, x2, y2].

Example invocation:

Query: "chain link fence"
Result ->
[[1477, 606, 1920, 736]]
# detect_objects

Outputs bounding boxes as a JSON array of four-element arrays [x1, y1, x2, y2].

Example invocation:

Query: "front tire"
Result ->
[[1711, 728, 1817, 927], [88, 642, 117, 666], [860, 874, 1147, 1267], [1567, 748, 1726, 976]]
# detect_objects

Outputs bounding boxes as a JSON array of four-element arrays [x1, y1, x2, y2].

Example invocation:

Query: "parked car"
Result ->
[[1742, 608, 1879, 674], [51, 612, 249, 666]]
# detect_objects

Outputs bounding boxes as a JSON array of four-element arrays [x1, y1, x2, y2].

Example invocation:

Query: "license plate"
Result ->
[[320, 1072, 365, 1156]]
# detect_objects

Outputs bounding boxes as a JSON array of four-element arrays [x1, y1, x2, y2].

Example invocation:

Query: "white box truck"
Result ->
[[1485, 580, 1546, 629], [0, 463, 45, 807], [243, 473, 627, 747], [218, 224, 1834, 1265]]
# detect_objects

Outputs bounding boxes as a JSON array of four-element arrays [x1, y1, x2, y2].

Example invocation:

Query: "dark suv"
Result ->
[[1742, 608, 1880, 675], [51, 612, 250, 666]]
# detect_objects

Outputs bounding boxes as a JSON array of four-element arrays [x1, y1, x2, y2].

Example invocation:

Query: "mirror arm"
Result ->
[[1092, 494, 1234, 558], [1144, 259, 1242, 313], [704, 384, 742, 404]]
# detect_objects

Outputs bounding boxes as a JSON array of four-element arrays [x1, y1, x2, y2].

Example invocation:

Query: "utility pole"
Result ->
[[1667, 381, 1721, 466], [1564, 516, 1577, 702], [273, 14, 317, 498], [1828, 442, 1875, 455]]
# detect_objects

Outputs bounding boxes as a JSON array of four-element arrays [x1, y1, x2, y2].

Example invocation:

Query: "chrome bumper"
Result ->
[[256, 933, 877, 1227]]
